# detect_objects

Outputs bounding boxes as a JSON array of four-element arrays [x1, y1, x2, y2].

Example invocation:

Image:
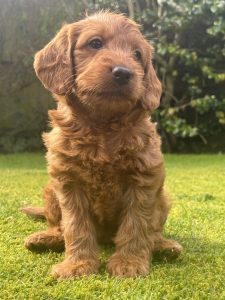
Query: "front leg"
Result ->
[[52, 184, 99, 279], [107, 184, 157, 277]]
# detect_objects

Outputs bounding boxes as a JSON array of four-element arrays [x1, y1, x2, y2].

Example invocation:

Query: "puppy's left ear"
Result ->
[[141, 56, 162, 113]]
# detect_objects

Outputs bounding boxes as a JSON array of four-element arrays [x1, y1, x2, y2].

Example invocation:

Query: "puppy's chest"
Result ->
[[70, 126, 150, 200], [71, 126, 150, 166], [73, 133, 150, 223], [77, 159, 126, 222]]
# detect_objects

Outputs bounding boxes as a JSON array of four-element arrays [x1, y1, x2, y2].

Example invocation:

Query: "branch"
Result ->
[[127, 0, 134, 19]]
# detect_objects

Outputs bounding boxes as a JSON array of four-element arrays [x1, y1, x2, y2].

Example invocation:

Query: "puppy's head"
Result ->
[[34, 12, 161, 115]]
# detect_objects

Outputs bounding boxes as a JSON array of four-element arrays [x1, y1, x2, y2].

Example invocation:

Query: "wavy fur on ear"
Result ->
[[142, 58, 162, 112], [33, 24, 79, 95]]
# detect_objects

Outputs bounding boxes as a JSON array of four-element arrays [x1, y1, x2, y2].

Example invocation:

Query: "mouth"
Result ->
[[93, 91, 127, 99], [78, 88, 134, 101]]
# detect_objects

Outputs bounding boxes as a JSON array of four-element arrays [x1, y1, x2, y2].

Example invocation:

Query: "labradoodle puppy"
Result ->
[[22, 12, 182, 279]]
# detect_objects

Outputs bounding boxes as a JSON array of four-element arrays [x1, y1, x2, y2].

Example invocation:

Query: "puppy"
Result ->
[[22, 12, 182, 278]]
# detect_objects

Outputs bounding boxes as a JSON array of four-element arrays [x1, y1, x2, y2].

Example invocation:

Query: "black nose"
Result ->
[[112, 66, 132, 85]]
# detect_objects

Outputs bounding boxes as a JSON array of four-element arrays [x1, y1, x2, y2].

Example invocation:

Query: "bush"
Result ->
[[0, 0, 224, 152]]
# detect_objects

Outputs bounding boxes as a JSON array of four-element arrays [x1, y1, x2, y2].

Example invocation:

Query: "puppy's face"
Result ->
[[34, 13, 161, 115]]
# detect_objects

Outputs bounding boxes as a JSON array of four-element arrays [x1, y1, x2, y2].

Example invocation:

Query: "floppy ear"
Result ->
[[141, 59, 162, 113], [34, 24, 79, 95]]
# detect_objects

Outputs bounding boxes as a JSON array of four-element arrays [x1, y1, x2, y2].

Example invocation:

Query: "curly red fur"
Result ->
[[23, 12, 182, 278]]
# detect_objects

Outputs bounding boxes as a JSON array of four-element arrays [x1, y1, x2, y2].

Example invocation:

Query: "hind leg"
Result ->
[[25, 227, 64, 252], [151, 189, 183, 260], [24, 182, 63, 252], [153, 233, 183, 260], [21, 181, 62, 226], [43, 182, 62, 227]]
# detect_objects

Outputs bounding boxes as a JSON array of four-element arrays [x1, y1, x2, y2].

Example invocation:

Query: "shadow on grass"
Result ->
[[22, 213, 224, 278]]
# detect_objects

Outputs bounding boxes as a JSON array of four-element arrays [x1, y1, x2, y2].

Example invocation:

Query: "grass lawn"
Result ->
[[0, 153, 224, 300]]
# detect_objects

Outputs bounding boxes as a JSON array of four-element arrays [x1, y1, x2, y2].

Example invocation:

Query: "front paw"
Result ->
[[107, 255, 149, 277], [52, 259, 99, 279]]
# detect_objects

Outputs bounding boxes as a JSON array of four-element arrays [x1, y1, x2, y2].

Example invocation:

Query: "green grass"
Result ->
[[0, 153, 225, 300]]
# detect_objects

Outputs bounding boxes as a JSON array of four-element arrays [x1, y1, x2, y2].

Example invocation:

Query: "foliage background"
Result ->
[[0, 0, 224, 153]]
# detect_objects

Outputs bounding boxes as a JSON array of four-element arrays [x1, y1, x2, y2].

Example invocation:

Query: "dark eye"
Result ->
[[89, 38, 103, 49], [134, 50, 142, 61]]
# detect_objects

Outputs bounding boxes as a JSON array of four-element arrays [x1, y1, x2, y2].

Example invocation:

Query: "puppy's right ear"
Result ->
[[34, 24, 79, 95]]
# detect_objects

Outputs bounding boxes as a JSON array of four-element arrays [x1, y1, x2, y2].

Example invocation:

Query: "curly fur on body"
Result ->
[[22, 12, 182, 279]]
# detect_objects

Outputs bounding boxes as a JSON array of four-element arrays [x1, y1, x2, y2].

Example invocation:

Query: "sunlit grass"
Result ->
[[0, 153, 224, 299]]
